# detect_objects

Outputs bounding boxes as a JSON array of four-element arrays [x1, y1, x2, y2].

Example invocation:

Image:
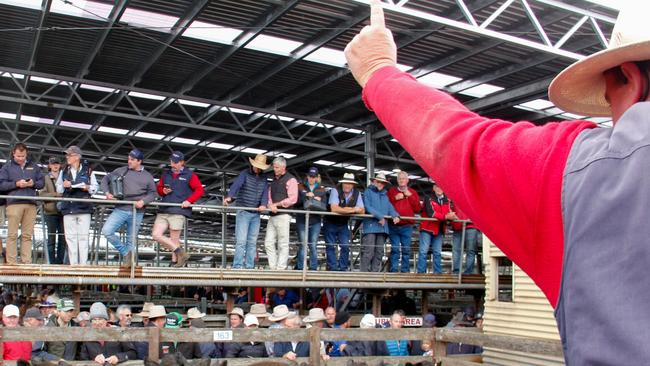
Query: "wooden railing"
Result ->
[[0, 326, 563, 365]]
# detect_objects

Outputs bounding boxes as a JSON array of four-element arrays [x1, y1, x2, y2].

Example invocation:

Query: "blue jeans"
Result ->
[[388, 224, 413, 272], [417, 230, 444, 274], [324, 222, 350, 271], [101, 208, 144, 256], [452, 228, 479, 274], [233, 210, 261, 269], [295, 221, 321, 270]]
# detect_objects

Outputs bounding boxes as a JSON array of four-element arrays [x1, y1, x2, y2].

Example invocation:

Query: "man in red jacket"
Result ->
[[345, 1, 650, 364], [418, 182, 453, 274], [2, 304, 31, 361], [387, 170, 421, 272]]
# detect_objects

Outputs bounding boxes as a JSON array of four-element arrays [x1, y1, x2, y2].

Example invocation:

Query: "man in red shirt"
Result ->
[[2, 304, 31, 361], [387, 171, 421, 272]]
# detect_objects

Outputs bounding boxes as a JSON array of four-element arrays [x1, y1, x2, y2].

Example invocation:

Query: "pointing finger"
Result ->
[[370, 0, 385, 28]]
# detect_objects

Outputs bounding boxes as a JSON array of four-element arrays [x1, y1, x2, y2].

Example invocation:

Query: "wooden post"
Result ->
[[434, 327, 447, 365], [226, 292, 235, 314], [73, 285, 82, 315], [372, 293, 381, 316], [309, 326, 321, 366], [148, 326, 160, 362], [421, 290, 429, 314]]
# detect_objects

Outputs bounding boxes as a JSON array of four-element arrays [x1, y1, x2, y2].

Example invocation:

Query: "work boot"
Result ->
[[174, 250, 190, 268], [123, 251, 133, 267]]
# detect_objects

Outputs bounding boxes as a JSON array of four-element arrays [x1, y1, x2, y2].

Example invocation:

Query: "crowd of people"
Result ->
[[0, 144, 480, 274], [0, 290, 482, 363]]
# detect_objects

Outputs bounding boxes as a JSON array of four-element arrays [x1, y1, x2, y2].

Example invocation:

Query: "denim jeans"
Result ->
[[295, 221, 321, 270], [388, 224, 413, 273], [44, 214, 65, 264], [323, 222, 350, 271], [452, 228, 479, 274], [417, 230, 444, 274], [101, 208, 144, 256], [232, 210, 261, 269]]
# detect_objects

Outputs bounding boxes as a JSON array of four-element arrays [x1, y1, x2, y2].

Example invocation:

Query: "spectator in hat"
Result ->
[[56, 145, 98, 265], [264, 156, 299, 270], [303, 307, 329, 360], [0, 142, 44, 264], [418, 182, 452, 274], [344, 313, 382, 356], [39, 296, 58, 322], [188, 317, 219, 358], [228, 307, 245, 328], [153, 151, 203, 268], [361, 173, 400, 272], [225, 153, 270, 269], [247, 303, 270, 327], [45, 298, 78, 360], [225, 314, 268, 358], [387, 170, 421, 273], [326, 311, 351, 357], [274, 313, 310, 360], [324, 173, 365, 271], [2, 304, 31, 360], [40, 156, 64, 264], [80, 302, 137, 364], [411, 313, 436, 356], [100, 148, 156, 267], [186, 307, 205, 321], [294, 166, 327, 271], [133, 302, 153, 327], [135, 305, 175, 359], [25, 306, 62, 362], [73, 311, 90, 328], [265, 304, 292, 357]]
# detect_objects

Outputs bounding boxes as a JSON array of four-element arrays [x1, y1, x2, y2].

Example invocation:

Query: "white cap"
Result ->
[[244, 313, 259, 327], [3, 304, 20, 317]]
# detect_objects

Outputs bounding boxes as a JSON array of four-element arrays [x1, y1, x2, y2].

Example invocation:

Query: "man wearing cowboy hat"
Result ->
[[345, 1, 650, 363], [224, 153, 270, 269], [324, 172, 365, 271], [361, 173, 399, 272]]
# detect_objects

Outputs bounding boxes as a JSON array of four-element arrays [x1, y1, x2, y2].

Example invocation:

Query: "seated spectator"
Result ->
[[46, 298, 77, 361], [168, 312, 202, 359], [324, 306, 336, 328], [247, 303, 271, 326], [327, 311, 351, 357], [234, 288, 249, 304], [24, 306, 62, 362], [343, 313, 383, 357], [116, 304, 133, 328], [228, 307, 245, 328], [74, 311, 90, 328], [80, 302, 137, 364], [265, 304, 291, 357], [225, 314, 268, 358], [302, 308, 329, 360], [2, 304, 31, 360], [274, 314, 309, 360], [272, 288, 300, 309], [136, 305, 175, 359], [188, 318, 218, 358], [377, 312, 409, 356]]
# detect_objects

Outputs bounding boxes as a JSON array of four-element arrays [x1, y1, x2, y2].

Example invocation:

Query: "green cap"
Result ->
[[57, 298, 75, 312], [165, 312, 183, 329]]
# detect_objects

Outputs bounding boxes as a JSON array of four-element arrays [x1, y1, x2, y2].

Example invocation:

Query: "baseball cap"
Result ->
[[423, 313, 436, 327], [57, 298, 75, 312], [165, 312, 183, 329], [48, 156, 61, 164], [307, 167, 318, 177], [128, 149, 144, 161], [65, 146, 82, 156], [24, 307, 44, 320], [335, 311, 351, 326], [244, 313, 259, 327], [3, 304, 19, 317], [74, 311, 90, 323], [170, 151, 184, 163]]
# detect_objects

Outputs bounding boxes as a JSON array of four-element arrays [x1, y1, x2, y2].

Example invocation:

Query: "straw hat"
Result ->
[[302, 308, 327, 323], [248, 303, 271, 318], [148, 305, 167, 319], [136, 302, 154, 317], [268, 304, 291, 321], [187, 307, 206, 319], [372, 173, 391, 184], [338, 172, 358, 185], [549, 3, 650, 116], [228, 307, 245, 319], [248, 154, 270, 170]]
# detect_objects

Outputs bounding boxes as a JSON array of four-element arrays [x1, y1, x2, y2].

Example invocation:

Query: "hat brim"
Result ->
[[188, 313, 206, 319], [249, 157, 270, 170], [372, 178, 391, 184], [549, 40, 650, 117], [250, 313, 271, 318], [268, 313, 290, 321], [338, 179, 358, 185], [303, 316, 327, 323]]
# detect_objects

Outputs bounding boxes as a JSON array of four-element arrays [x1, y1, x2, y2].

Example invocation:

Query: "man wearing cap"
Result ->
[[361, 173, 399, 272], [294, 166, 327, 271], [185, 307, 218, 358], [326, 311, 351, 357], [45, 298, 78, 360], [225, 314, 268, 358], [0, 142, 44, 264], [39, 296, 59, 322], [80, 302, 137, 364], [39, 156, 65, 264], [224, 153, 270, 269], [344, 313, 381, 357], [418, 182, 453, 274], [387, 170, 421, 273], [264, 156, 298, 270], [345, 1, 650, 363], [2, 304, 32, 360], [153, 151, 203, 267], [324, 173, 365, 271], [56, 146, 98, 265], [100, 149, 156, 267], [25, 306, 64, 362], [228, 307, 245, 328], [74, 311, 90, 327]]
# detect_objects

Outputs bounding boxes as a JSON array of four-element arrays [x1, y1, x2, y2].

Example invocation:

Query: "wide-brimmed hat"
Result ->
[[302, 308, 327, 323], [268, 304, 291, 321], [228, 307, 245, 319], [549, 4, 649, 117], [248, 303, 271, 318], [148, 305, 167, 319], [187, 307, 206, 319], [248, 154, 270, 170], [338, 172, 358, 185], [372, 173, 391, 184], [136, 302, 154, 317]]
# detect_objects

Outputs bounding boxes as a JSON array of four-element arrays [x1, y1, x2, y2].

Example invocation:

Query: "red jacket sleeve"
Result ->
[[408, 189, 421, 213], [186, 173, 204, 203], [362, 66, 596, 306], [156, 177, 166, 196]]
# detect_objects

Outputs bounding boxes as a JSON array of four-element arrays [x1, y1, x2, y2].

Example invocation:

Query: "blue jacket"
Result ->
[[362, 185, 399, 234], [274, 341, 310, 358], [0, 158, 44, 205], [227, 168, 269, 208]]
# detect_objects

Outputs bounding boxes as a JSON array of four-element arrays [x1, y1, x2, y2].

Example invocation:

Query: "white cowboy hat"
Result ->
[[338, 172, 358, 185], [187, 307, 206, 319], [148, 305, 167, 319], [302, 308, 327, 323], [268, 304, 291, 321], [248, 154, 270, 170], [372, 173, 391, 184], [549, 3, 649, 117], [227, 307, 245, 319], [248, 303, 271, 318]]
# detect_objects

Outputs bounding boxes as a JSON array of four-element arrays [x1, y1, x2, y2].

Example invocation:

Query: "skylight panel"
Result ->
[[172, 137, 200, 145], [245, 34, 302, 56], [346, 128, 364, 135], [459, 84, 504, 97], [346, 165, 365, 171], [0, 112, 16, 119], [80, 84, 116, 93], [0, 72, 24, 80], [121, 7, 178, 31], [518, 99, 555, 110], [184, 21, 242, 44], [0, 0, 40, 10], [178, 99, 210, 108], [240, 147, 266, 154], [305, 121, 334, 128], [314, 160, 336, 166], [227, 107, 253, 115], [207, 142, 234, 150], [584, 0, 620, 10], [61, 121, 91, 129], [51, 0, 112, 21], [21, 115, 53, 124], [129, 91, 165, 101], [417, 72, 461, 88], [304, 47, 347, 67], [31, 76, 61, 85], [135, 131, 165, 140], [98, 126, 129, 135], [561, 113, 586, 120]]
